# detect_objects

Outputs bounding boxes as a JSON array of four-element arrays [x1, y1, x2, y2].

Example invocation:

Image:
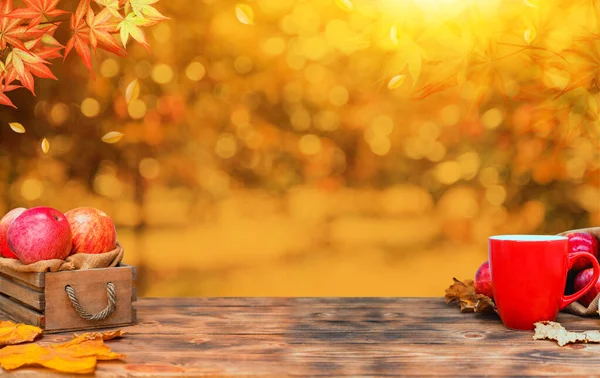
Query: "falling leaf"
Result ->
[[0, 329, 125, 373], [524, 28, 536, 45], [533, 321, 600, 347], [125, 79, 140, 104], [387, 74, 406, 89], [390, 25, 399, 46], [41, 138, 49, 154], [445, 278, 496, 313], [524, 0, 538, 7], [335, 0, 353, 12], [235, 4, 254, 25], [101, 131, 124, 144], [0, 321, 42, 347], [8, 122, 25, 133]]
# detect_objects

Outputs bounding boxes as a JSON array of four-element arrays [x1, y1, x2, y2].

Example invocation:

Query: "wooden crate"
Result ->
[[0, 264, 136, 333]]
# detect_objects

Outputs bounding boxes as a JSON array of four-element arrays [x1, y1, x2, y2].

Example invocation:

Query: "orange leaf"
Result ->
[[0, 321, 42, 347], [0, 329, 125, 374]]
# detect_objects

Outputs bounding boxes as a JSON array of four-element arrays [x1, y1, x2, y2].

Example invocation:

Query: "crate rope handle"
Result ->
[[64, 282, 117, 321]]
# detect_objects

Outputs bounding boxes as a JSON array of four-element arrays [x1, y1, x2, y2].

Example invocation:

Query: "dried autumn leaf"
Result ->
[[0, 321, 42, 347], [8, 122, 25, 133], [41, 138, 49, 153], [125, 79, 140, 104], [524, 28, 536, 45], [0, 329, 125, 373], [102, 131, 124, 143], [235, 4, 254, 25], [533, 321, 600, 347], [387, 74, 406, 89], [445, 277, 496, 313], [335, 0, 353, 12]]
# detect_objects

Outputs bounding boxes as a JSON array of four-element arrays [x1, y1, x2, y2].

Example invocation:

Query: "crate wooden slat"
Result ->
[[0, 263, 136, 333]]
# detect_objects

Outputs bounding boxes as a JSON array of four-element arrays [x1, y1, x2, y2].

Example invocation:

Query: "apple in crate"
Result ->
[[567, 232, 599, 271], [0, 208, 26, 259], [65, 207, 116, 254], [7, 207, 72, 264], [474, 261, 494, 299], [573, 267, 600, 307]]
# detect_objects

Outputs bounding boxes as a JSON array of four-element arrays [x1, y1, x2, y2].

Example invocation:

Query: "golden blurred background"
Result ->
[[0, 0, 599, 297]]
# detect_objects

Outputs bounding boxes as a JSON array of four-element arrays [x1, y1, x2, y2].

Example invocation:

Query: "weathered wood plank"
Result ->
[[1, 297, 599, 377], [0, 274, 45, 310], [0, 266, 44, 288], [0, 294, 44, 327]]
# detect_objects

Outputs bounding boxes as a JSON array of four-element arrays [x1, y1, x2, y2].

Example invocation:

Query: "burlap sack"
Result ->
[[0, 243, 124, 272], [559, 227, 600, 317]]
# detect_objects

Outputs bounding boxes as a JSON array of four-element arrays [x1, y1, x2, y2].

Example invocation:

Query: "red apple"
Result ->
[[573, 267, 600, 307], [567, 232, 599, 271], [7, 207, 72, 264], [474, 261, 493, 299], [65, 207, 116, 255], [0, 208, 27, 259]]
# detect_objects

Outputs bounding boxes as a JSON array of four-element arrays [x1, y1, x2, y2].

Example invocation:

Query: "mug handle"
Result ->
[[560, 251, 600, 309]]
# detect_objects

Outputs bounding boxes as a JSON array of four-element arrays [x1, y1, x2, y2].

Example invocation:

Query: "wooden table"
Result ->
[[2, 297, 600, 376]]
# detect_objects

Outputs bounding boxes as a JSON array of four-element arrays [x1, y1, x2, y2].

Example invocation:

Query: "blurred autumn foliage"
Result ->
[[0, 0, 598, 296]]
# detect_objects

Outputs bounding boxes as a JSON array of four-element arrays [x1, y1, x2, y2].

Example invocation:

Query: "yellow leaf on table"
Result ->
[[235, 4, 254, 25], [524, 28, 536, 45], [125, 79, 140, 104], [0, 329, 125, 374], [335, 0, 353, 12], [8, 122, 25, 133], [387, 74, 406, 89], [101, 131, 124, 144], [41, 138, 50, 154], [0, 321, 42, 347]]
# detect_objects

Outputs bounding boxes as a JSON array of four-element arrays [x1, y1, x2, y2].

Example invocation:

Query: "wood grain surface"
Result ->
[[1, 297, 600, 376]]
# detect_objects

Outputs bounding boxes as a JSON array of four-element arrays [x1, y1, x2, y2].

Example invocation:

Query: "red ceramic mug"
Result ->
[[489, 234, 600, 330]]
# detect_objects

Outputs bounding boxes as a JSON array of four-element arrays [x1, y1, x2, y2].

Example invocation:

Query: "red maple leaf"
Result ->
[[0, 0, 45, 51], [25, 35, 63, 60], [6, 46, 57, 95], [0, 78, 20, 108], [64, 0, 94, 77], [87, 7, 126, 56], [7, 0, 68, 29]]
